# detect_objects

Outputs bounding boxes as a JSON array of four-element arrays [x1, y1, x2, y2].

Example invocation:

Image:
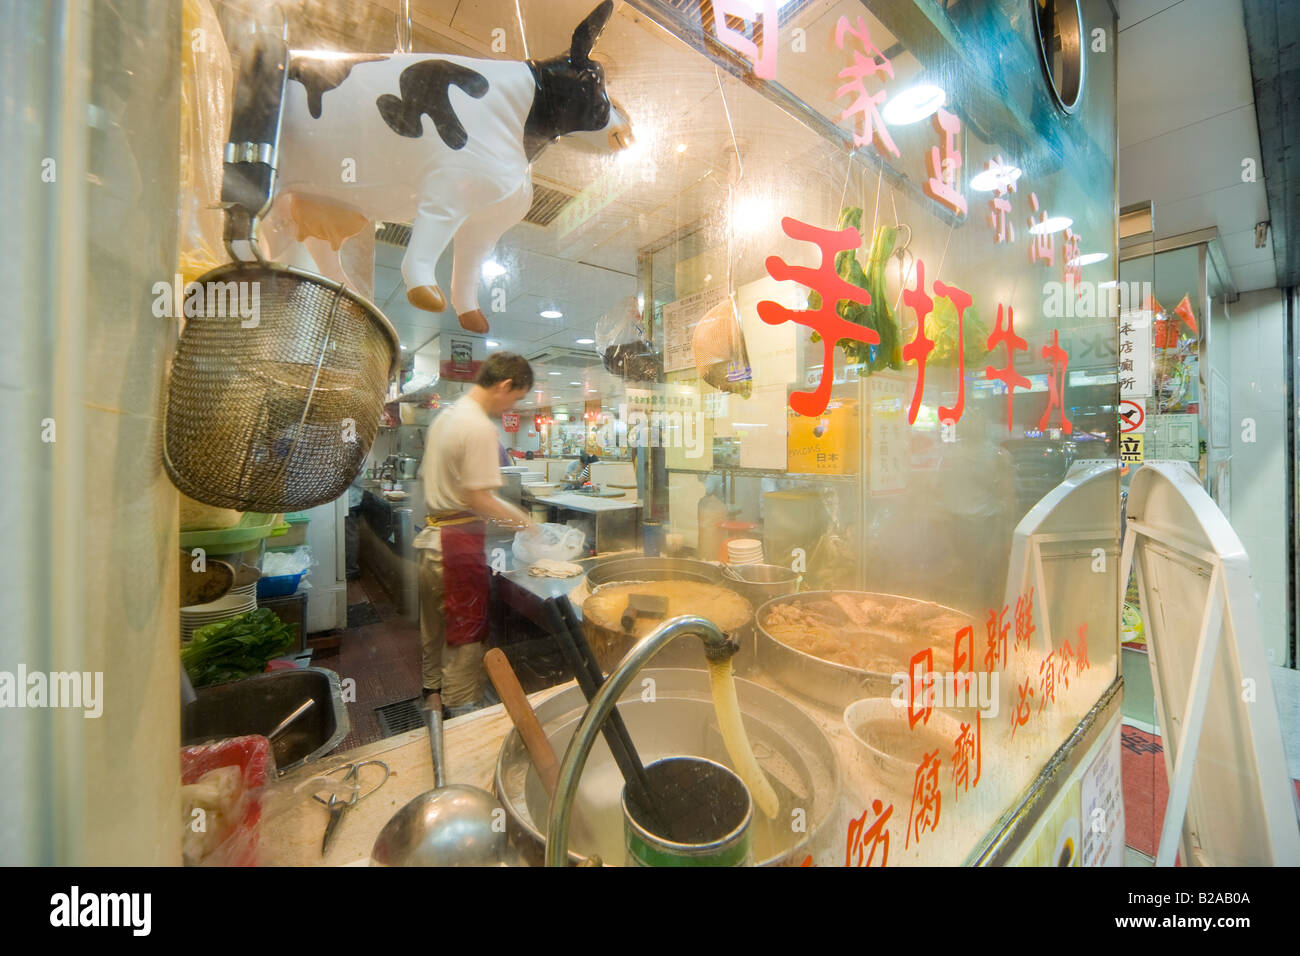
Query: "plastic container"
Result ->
[[180, 735, 273, 866], [272, 511, 310, 549], [257, 571, 306, 598], [179, 512, 282, 553]]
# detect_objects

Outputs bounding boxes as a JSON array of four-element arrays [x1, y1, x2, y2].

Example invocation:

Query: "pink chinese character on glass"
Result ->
[[984, 156, 1017, 244], [711, 0, 778, 80], [1038, 329, 1074, 434], [834, 15, 900, 159], [1027, 193, 1056, 267], [985, 304, 1030, 432], [1063, 227, 1082, 286], [759, 216, 878, 417], [925, 108, 966, 216]]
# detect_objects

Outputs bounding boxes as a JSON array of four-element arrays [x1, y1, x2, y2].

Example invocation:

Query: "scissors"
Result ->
[[312, 760, 390, 855]]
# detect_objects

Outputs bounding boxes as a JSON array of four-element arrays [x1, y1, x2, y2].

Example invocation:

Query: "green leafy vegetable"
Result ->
[[807, 206, 902, 372], [182, 608, 294, 688], [927, 295, 989, 368]]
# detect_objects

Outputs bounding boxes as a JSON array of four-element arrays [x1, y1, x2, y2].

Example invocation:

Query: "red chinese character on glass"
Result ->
[[1014, 585, 1036, 653], [984, 155, 1017, 243], [952, 714, 982, 799], [953, 624, 975, 699], [984, 604, 1009, 672], [845, 799, 893, 867], [1075, 623, 1091, 675], [1010, 677, 1034, 740], [1062, 227, 1082, 287], [933, 279, 972, 425], [925, 108, 966, 216], [833, 15, 900, 159], [1027, 193, 1056, 267], [1038, 650, 1057, 713], [901, 258, 935, 424], [908, 647, 934, 729], [711, 0, 778, 80], [759, 216, 878, 417], [905, 750, 942, 850], [985, 304, 1031, 432], [1058, 640, 1074, 692], [1038, 329, 1074, 434]]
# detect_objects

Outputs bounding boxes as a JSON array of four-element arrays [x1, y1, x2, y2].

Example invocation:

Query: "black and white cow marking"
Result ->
[[266, 1, 629, 334]]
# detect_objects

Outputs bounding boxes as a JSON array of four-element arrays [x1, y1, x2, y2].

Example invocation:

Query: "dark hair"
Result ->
[[476, 351, 534, 391]]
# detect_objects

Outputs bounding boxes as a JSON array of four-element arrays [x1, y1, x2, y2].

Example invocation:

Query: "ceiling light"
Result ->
[[400, 345, 407, 351], [1029, 216, 1073, 236], [540, 309, 563, 319], [881, 84, 946, 126], [676, 143, 687, 153], [485, 339, 500, 348], [569, 381, 582, 386], [481, 260, 506, 278], [576, 337, 595, 345], [1069, 252, 1109, 267], [548, 371, 562, 376], [970, 163, 1023, 192]]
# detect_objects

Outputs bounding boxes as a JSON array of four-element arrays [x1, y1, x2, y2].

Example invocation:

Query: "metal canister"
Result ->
[[622, 756, 753, 867]]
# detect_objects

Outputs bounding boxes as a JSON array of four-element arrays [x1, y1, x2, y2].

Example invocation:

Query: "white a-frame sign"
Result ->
[[1121, 461, 1300, 865]]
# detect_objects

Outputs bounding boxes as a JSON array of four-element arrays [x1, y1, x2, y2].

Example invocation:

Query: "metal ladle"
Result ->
[[370, 707, 508, 866]]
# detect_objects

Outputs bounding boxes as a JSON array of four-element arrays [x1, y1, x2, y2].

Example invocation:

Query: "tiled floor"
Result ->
[[311, 567, 423, 752]]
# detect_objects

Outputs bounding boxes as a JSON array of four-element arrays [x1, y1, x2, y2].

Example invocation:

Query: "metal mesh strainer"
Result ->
[[163, 260, 399, 512]]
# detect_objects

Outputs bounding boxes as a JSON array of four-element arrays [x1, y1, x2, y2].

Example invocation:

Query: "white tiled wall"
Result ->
[[1222, 288, 1288, 664]]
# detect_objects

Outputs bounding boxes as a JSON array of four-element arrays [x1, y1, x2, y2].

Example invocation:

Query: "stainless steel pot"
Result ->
[[397, 457, 419, 479], [754, 590, 976, 711], [583, 556, 724, 590], [722, 563, 799, 609], [494, 667, 839, 866]]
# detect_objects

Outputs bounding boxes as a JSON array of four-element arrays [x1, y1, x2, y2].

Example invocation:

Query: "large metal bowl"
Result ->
[[493, 668, 839, 866], [583, 556, 724, 590], [754, 590, 976, 711]]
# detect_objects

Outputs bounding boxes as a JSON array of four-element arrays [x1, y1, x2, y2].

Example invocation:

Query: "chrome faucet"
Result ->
[[544, 615, 738, 867]]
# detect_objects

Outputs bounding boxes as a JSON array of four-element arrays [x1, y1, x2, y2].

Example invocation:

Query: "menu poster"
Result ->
[[868, 376, 909, 495], [1081, 721, 1125, 867], [663, 286, 729, 374], [1147, 413, 1199, 461]]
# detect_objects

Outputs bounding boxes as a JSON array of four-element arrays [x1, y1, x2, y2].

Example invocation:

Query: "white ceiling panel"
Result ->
[[1229, 259, 1278, 294], [1117, 0, 1254, 149], [1219, 225, 1274, 269]]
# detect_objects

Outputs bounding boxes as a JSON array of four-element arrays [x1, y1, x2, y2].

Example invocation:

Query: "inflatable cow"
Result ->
[[266, 1, 630, 334]]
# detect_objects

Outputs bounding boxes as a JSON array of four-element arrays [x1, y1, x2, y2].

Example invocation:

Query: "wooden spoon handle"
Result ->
[[484, 648, 560, 798]]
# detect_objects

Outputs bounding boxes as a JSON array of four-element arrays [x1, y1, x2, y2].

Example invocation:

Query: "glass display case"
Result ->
[[202, 0, 1124, 866]]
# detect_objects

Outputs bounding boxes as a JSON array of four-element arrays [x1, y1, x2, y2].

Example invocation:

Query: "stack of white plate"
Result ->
[[228, 581, 258, 600], [181, 591, 257, 643], [726, 538, 764, 566]]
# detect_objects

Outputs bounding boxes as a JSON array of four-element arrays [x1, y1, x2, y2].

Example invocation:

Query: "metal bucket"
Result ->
[[722, 563, 799, 609], [493, 668, 839, 866], [622, 757, 752, 867]]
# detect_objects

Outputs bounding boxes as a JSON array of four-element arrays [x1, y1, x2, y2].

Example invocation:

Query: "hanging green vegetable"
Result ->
[[807, 206, 902, 372], [927, 294, 989, 368]]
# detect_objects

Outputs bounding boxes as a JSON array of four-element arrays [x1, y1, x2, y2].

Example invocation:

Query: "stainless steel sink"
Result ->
[[182, 667, 350, 774]]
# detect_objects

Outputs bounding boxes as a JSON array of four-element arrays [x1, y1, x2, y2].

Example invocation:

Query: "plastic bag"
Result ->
[[595, 296, 658, 381], [512, 523, 586, 565], [178, 0, 233, 285], [180, 735, 274, 866], [692, 296, 752, 397]]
